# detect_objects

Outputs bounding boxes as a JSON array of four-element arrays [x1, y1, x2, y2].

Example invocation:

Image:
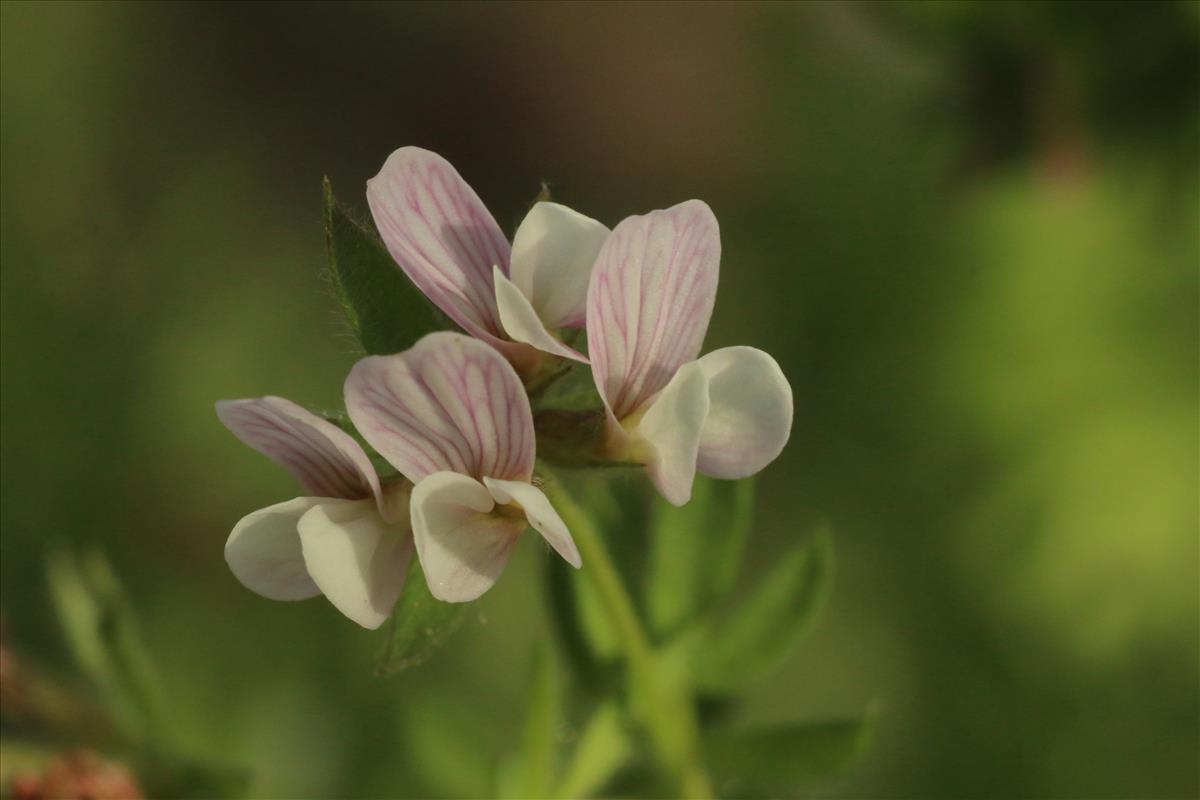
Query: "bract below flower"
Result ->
[[216, 396, 413, 629], [367, 146, 609, 369], [587, 200, 794, 505], [344, 331, 581, 603]]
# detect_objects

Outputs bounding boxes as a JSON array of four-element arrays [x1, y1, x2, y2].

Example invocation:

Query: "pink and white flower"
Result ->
[[216, 397, 413, 629], [587, 200, 793, 506], [344, 331, 581, 603], [367, 147, 608, 368]]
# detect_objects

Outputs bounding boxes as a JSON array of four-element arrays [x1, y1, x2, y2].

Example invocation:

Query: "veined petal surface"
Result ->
[[297, 498, 413, 629], [345, 332, 535, 485], [483, 477, 581, 568], [216, 396, 380, 501], [587, 200, 720, 421], [494, 267, 588, 363], [695, 346, 793, 479], [225, 497, 323, 601], [409, 472, 523, 603], [637, 360, 711, 506], [509, 201, 609, 329], [366, 147, 511, 344]]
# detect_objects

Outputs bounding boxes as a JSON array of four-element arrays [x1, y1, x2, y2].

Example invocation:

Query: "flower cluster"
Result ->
[[218, 147, 793, 628]]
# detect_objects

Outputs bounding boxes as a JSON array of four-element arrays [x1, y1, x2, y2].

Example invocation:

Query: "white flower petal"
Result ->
[[636, 361, 711, 506], [345, 332, 535, 485], [366, 147, 512, 346], [509, 201, 609, 329], [225, 497, 322, 601], [297, 498, 412, 629], [483, 477, 581, 568], [587, 200, 720, 422], [216, 396, 380, 502], [409, 472, 523, 603], [494, 266, 588, 363], [695, 347, 793, 479]]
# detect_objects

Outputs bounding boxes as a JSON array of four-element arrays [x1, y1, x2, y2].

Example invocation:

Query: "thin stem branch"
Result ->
[[543, 476, 713, 800]]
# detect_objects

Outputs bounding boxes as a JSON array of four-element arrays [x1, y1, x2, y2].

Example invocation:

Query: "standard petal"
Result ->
[[366, 146, 511, 344], [345, 332, 535, 484], [409, 472, 523, 603], [494, 266, 588, 363], [695, 347, 793, 479], [483, 477, 581, 568], [297, 498, 413, 629], [586, 200, 720, 421], [509, 202, 609, 328], [225, 497, 322, 601], [636, 361, 711, 506], [216, 396, 380, 502]]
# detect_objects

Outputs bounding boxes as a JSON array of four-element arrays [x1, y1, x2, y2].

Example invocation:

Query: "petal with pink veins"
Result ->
[[216, 396, 381, 503], [366, 147, 513, 349], [345, 332, 535, 485], [587, 200, 720, 422], [694, 347, 793, 480]]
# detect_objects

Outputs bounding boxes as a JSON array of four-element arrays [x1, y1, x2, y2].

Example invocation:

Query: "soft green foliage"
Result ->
[[498, 644, 562, 800], [645, 476, 755, 637], [694, 525, 834, 694], [703, 716, 875, 797], [374, 558, 467, 677], [45, 549, 249, 799], [554, 702, 635, 799], [323, 178, 441, 356], [46, 548, 165, 743]]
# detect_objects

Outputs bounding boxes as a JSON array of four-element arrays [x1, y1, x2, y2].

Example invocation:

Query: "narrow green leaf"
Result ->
[[45, 548, 166, 744], [645, 476, 755, 639], [694, 525, 834, 693], [323, 178, 441, 355], [503, 643, 561, 800], [554, 702, 635, 799], [374, 558, 467, 676], [703, 715, 874, 796]]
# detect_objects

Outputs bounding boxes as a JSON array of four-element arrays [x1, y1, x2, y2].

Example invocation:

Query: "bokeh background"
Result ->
[[2, 2, 1197, 797]]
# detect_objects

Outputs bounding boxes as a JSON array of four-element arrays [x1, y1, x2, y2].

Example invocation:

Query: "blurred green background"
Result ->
[[2, 1, 1197, 797]]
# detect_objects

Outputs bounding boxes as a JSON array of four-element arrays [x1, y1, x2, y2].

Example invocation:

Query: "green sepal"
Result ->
[[323, 178, 442, 356], [693, 524, 834, 693], [374, 557, 467, 676]]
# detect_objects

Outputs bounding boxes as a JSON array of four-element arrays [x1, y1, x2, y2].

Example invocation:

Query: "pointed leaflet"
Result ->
[[587, 200, 720, 421], [645, 476, 755, 638], [694, 525, 834, 694], [375, 556, 468, 676], [345, 332, 535, 485], [324, 177, 440, 356], [702, 715, 875, 797]]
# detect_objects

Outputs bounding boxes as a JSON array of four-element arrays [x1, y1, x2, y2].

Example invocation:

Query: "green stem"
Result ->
[[544, 477, 713, 799]]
